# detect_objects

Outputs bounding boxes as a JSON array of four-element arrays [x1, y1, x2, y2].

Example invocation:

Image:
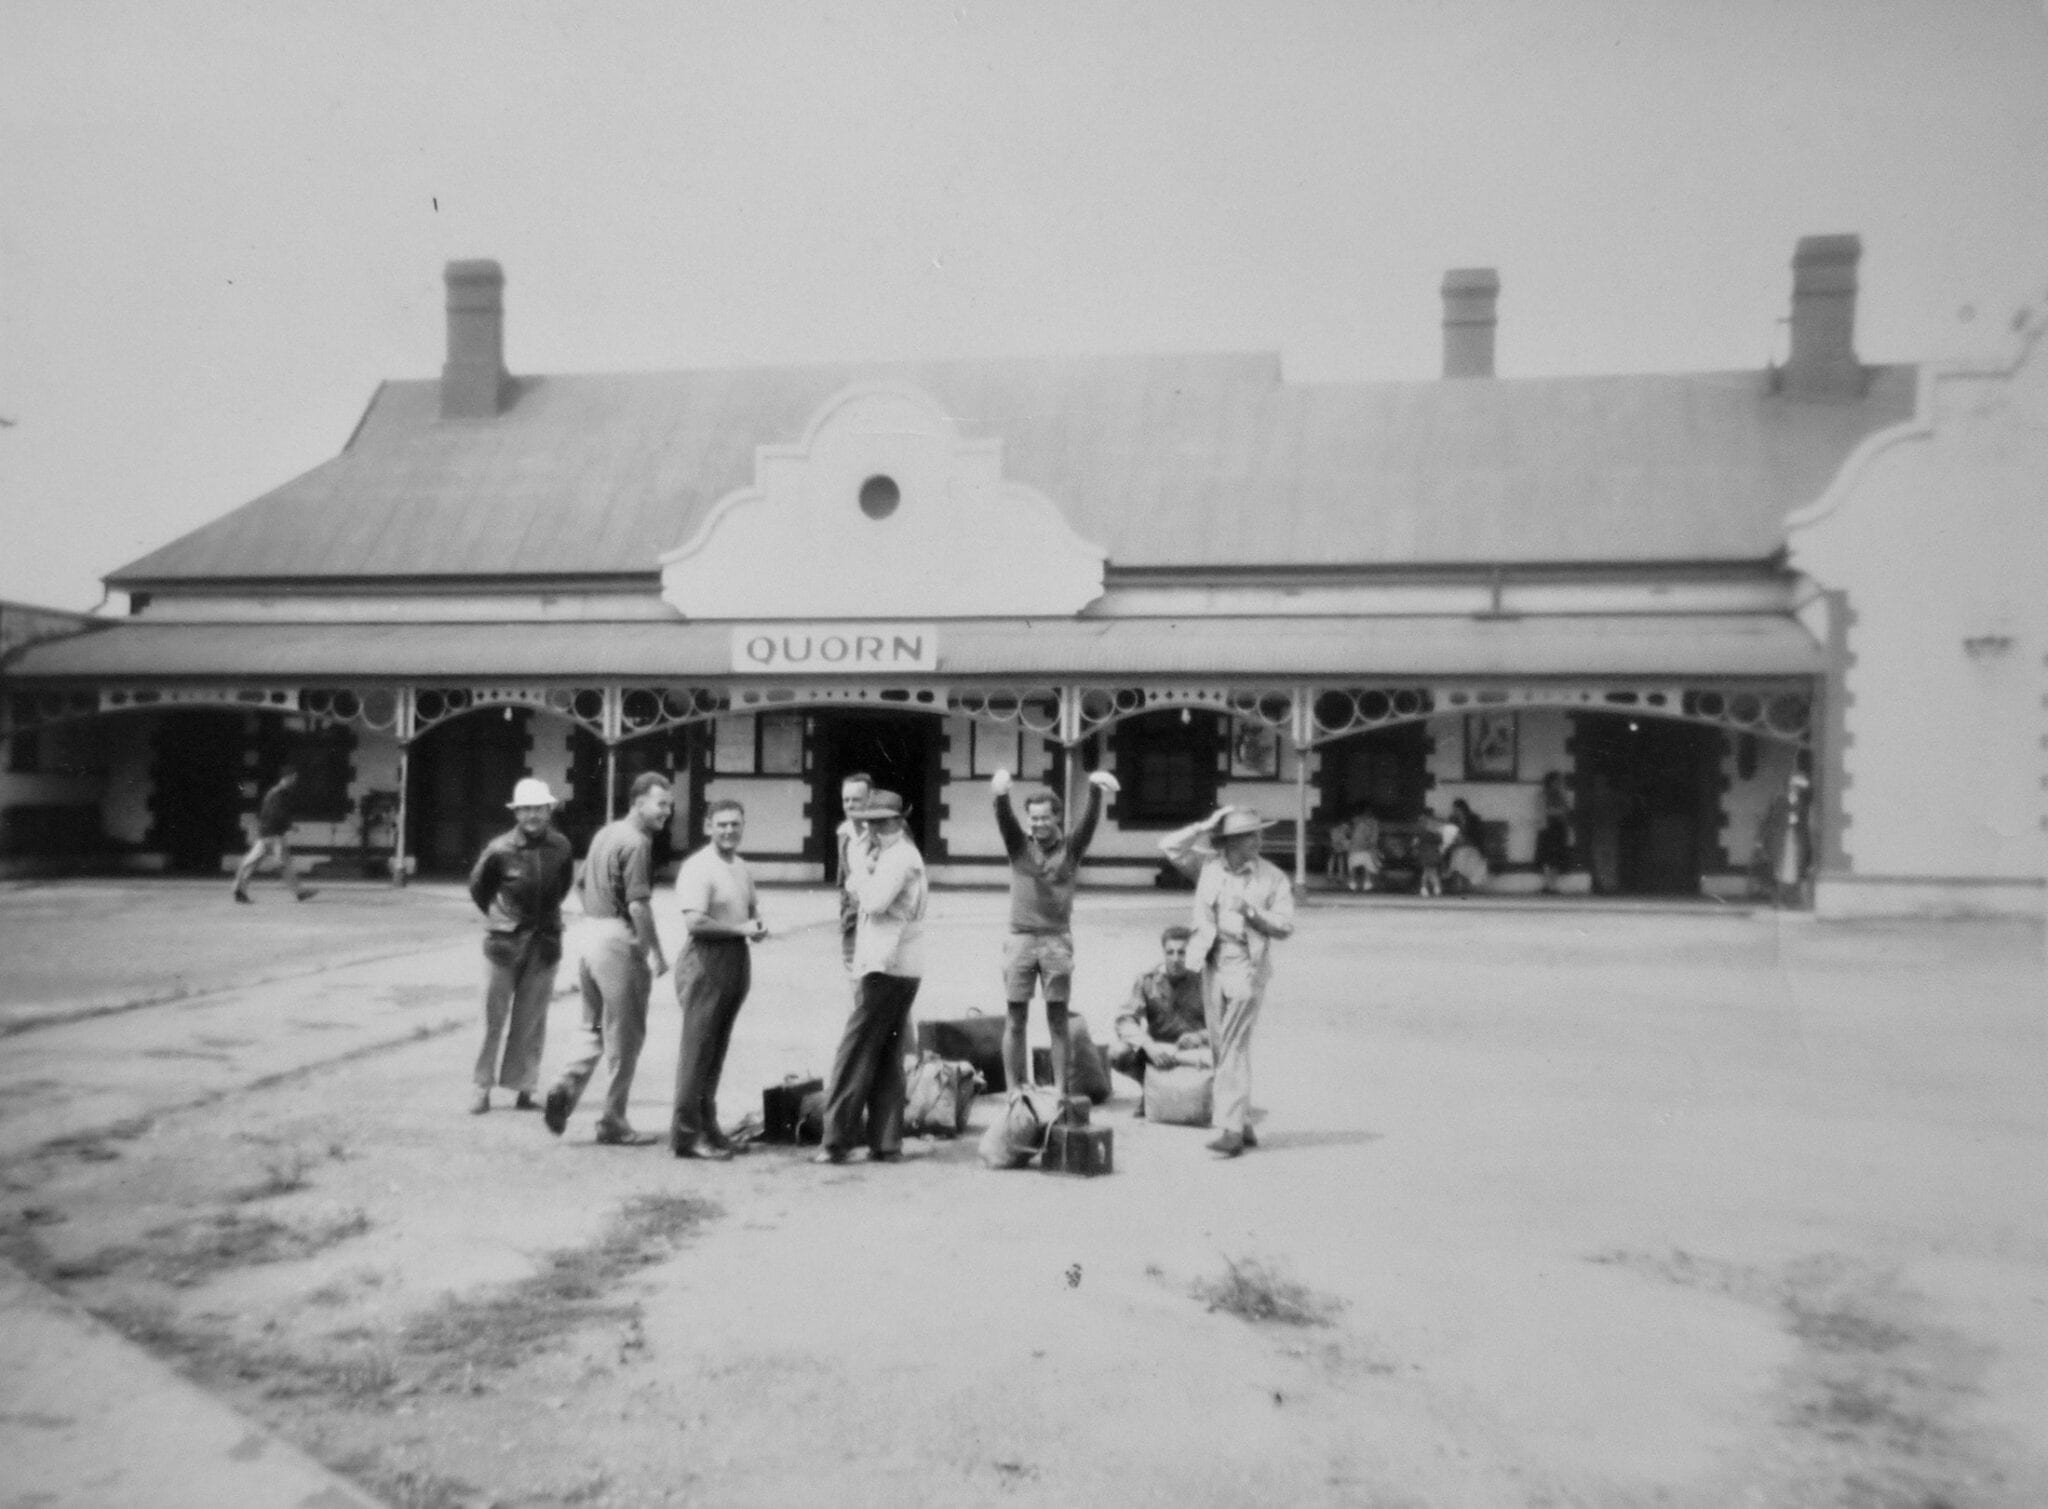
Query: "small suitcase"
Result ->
[[917, 1010, 1010, 1093], [1143, 1066, 1213, 1127], [762, 1076, 823, 1143], [1040, 1121, 1113, 1177]]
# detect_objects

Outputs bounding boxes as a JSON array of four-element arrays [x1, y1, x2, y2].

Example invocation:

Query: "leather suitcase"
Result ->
[[1143, 1066, 1213, 1127], [1029, 1015, 1113, 1102], [917, 1011, 1010, 1093], [1040, 1122, 1113, 1177], [762, 1076, 823, 1142]]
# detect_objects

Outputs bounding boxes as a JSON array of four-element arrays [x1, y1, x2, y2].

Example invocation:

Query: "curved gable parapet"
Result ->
[[659, 381, 1105, 619]]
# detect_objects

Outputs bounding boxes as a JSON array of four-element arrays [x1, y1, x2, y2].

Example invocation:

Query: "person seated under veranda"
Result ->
[[1344, 807, 1384, 892], [1108, 924, 1211, 1114]]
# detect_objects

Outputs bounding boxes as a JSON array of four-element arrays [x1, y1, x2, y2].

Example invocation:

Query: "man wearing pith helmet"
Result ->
[[1159, 805, 1296, 1158], [466, 777, 576, 1116]]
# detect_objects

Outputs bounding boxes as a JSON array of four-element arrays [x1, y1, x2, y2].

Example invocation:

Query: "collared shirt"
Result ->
[[993, 784, 1103, 932], [850, 832, 926, 977], [468, 824, 576, 940], [578, 815, 654, 922], [675, 844, 758, 933], [1115, 964, 1207, 1044], [1161, 823, 1296, 985]]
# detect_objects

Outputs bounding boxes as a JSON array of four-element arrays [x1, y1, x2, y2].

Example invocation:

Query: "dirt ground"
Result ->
[[1, 879, 2044, 1508]]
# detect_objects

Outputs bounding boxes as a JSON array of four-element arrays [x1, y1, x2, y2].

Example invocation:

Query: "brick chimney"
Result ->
[[1781, 235, 1863, 397], [441, 260, 508, 419], [1441, 268, 1499, 379]]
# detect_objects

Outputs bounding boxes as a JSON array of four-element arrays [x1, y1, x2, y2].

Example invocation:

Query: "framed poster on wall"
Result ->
[[1229, 721, 1280, 780], [1463, 710, 1518, 782]]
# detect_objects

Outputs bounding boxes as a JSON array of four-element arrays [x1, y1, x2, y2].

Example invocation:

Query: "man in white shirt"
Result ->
[[814, 789, 926, 1165], [834, 770, 873, 970], [1160, 806, 1296, 1158], [669, 799, 766, 1161]]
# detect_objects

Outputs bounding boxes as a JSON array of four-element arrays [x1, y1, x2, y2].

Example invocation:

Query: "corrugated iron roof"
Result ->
[[4, 613, 1823, 681], [107, 355, 1915, 585]]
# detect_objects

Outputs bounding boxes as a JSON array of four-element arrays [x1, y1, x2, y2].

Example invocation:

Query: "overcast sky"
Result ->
[[4, 0, 2046, 611]]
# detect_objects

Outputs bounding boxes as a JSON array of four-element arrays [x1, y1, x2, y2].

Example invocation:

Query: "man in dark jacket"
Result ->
[[466, 778, 575, 1115], [232, 768, 316, 903]]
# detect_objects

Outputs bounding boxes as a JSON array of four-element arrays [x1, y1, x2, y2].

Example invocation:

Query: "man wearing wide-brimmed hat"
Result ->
[[466, 777, 576, 1116], [1160, 805, 1296, 1157], [814, 788, 927, 1164]]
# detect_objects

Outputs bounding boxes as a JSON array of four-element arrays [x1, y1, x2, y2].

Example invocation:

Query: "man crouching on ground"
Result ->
[[670, 799, 766, 1160], [1159, 806, 1295, 1158], [1109, 924, 1209, 1114], [814, 790, 926, 1165]]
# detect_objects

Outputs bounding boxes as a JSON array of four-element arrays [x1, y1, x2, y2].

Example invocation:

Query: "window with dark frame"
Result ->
[[1114, 709, 1221, 825]]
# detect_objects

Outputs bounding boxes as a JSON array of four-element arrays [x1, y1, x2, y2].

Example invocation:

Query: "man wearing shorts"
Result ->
[[232, 767, 316, 903], [990, 765, 1118, 1098]]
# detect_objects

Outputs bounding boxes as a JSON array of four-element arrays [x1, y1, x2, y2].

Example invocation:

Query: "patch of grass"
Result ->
[[228, 1149, 315, 1203], [1193, 1255, 1344, 1327], [123, 1207, 372, 1287], [402, 1192, 715, 1383]]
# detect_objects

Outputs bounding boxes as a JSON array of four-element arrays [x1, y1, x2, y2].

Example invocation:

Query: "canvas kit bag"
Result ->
[[902, 1054, 981, 1138], [1143, 1065, 1214, 1127]]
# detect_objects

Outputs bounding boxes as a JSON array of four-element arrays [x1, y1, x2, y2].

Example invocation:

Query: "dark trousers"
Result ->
[[823, 972, 921, 1155], [670, 938, 751, 1150]]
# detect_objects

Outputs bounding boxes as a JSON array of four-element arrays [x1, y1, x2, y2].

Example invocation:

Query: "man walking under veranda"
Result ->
[[467, 778, 575, 1115], [670, 799, 766, 1160], [232, 767, 316, 903], [543, 772, 674, 1146], [1160, 806, 1295, 1158]]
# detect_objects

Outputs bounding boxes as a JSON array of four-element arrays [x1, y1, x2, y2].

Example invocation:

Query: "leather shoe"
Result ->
[[232, 890, 252, 905], [595, 1125, 657, 1147], [468, 1088, 490, 1115], [513, 1092, 539, 1111], [541, 1086, 571, 1136], [810, 1148, 848, 1165], [674, 1139, 733, 1161], [1242, 1124, 1259, 1148], [1206, 1130, 1245, 1158], [867, 1149, 902, 1163], [294, 889, 319, 902]]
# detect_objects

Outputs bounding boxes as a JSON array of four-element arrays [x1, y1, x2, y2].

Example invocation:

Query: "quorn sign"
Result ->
[[729, 624, 939, 674]]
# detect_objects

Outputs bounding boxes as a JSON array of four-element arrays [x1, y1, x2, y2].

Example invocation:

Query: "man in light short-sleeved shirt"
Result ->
[[542, 771, 673, 1145], [669, 799, 765, 1160]]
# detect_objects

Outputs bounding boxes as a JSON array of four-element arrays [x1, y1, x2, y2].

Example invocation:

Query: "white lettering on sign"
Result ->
[[731, 624, 939, 674]]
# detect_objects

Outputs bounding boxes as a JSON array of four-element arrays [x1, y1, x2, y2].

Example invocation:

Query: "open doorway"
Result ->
[[407, 710, 532, 875], [1572, 714, 1723, 896], [809, 710, 941, 879]]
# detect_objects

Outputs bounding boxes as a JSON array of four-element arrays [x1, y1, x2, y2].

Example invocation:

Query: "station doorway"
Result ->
[[1316, 722, 1431, 824], [149, 710, 246, 873], [1573, 714, 1723, 896], [407, 710, 532, 875], [809, 710, 941, 879]]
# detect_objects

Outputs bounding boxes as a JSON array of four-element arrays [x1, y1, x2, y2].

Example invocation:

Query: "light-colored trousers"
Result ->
[[474, 943, 556, 1093], [1202, 954, 1268, 1136], [233, 834, 305, 895], [553, 921, 651, 1134]]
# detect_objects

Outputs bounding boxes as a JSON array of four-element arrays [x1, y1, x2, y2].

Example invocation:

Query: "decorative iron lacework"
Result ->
[[409, 685, 608, 740], [617, 686, 725, 740], [300, 687, 404, 734], [948, 686, 1063, 737], [1068, 685, 1296, 741], [729, 684, 945, 713], [1308, 682, 1811, 747]]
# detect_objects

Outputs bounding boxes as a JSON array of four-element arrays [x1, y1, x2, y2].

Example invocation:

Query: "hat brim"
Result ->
[[848, 806, 911, 822]]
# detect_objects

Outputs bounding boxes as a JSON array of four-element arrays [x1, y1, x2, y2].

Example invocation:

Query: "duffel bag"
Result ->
[[1143, 1065, 1214, 1127], [903, 1054, 980, 1138]]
